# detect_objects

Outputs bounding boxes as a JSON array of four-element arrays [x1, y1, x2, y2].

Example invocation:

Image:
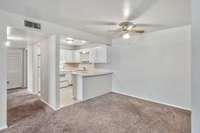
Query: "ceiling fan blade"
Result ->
[[130, 28, 145, 33], [126, 0, 158, 21], [107, 28, 122, 33], [87, 20, 118, 26], [136, 23, 164, 27], [134, 29, 145, 33]]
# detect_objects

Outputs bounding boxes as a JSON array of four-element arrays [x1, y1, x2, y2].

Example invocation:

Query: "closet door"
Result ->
[[7, 49, 23, 89]]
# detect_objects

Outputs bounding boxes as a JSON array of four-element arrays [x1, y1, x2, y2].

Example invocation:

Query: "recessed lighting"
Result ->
[[67, 40, 73, 44], [123, 33, 130, 39], [5, 41, 10, 47], [81, 50, 87, 54], [7, 36, 25, 41], [66, 37, 73, 40]]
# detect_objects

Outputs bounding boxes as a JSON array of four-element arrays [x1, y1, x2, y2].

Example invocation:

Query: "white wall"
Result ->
[[23, 49, 27, 88], [0, 44, 7, 129], [40, 39, 49, 103], [192, 0, 200, 132], [27, 45, 34, 93], [0, 24, 7, 129], [98, 26, 191, 109], [40, 36, 59, 110], [33, 45, 41, 94], [47, 35, 60, 109]]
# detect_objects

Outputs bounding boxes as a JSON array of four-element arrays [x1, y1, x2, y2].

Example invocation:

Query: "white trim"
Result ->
[[56, 100, 81, 111], [40, 98, 58, 111], [113, 90, 191, 111], [0, 125, 8, 131]]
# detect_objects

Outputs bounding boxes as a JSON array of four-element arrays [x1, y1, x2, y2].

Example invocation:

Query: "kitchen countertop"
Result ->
[[60, 68, 80, 74], [71, 69, 113, 77], [60, 69, 75, 73]]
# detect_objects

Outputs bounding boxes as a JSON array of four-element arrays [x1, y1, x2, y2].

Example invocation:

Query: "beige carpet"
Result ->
[[7, 88, 38, 110], [7, 88, 52, 126], [2, 89, 191, 133]]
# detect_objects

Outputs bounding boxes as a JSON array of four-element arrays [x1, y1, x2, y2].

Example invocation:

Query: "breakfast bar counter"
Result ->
[[72, 69, 113, 101]]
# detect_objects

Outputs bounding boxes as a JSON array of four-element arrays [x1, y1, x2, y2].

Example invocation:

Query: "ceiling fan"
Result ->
[[83, 0, 161, 39], [110, 21, 145, 39], [88, 19, 162, 40]]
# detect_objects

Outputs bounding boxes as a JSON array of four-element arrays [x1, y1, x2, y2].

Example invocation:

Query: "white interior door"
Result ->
[[7, 49, 24, 89]]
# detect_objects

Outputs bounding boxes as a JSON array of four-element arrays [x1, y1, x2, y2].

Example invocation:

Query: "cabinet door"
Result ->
[[80, 49, 90, 62], [65, 50, 73, 62], [72, 51, 80, 63], [60, 49, 73, 63], [94, 46, 107, 63], [89, 48, 96, 63]]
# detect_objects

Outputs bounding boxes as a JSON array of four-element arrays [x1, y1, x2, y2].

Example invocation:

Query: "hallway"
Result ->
[[7, 88, 52, 126]]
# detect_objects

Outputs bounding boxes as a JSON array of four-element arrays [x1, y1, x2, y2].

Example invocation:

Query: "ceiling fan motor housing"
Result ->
[[119, 22, 136, 31]]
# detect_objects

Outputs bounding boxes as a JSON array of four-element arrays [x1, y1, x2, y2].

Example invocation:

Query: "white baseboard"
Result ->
[[112, 90, 191, 111], [40, 98, 58, 111], [0, 125, 8, 131]]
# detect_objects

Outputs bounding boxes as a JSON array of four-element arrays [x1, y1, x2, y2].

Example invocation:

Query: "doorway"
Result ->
[[6, 26, 48, 127]]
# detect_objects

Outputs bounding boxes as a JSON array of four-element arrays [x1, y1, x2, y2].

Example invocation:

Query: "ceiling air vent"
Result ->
[[24, 20, 41, 30]]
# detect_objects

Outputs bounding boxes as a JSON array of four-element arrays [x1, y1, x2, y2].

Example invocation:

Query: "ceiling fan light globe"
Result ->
[[67, 40, 73, 44], [123, 33, 130, 39]]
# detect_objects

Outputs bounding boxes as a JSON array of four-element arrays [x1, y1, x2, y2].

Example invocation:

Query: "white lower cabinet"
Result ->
[[72, 73, 112, 101]]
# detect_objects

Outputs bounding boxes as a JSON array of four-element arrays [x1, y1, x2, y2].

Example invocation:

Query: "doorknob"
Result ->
[[7, 81, 10, 84]]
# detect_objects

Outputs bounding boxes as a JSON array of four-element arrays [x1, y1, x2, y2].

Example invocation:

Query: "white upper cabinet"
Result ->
[[72, 51, 80, 62], [60, 45, 108, 64], [88, 48, 96, 63], [87, 45, 108, 63], [94, 45, 107, 63], [60, 49, 80, 63]]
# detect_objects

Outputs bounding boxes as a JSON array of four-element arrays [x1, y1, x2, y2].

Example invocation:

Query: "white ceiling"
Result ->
[[7, 26, 48, 48], [0, 0, 191, 38], [60, 36, 88, 46]]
